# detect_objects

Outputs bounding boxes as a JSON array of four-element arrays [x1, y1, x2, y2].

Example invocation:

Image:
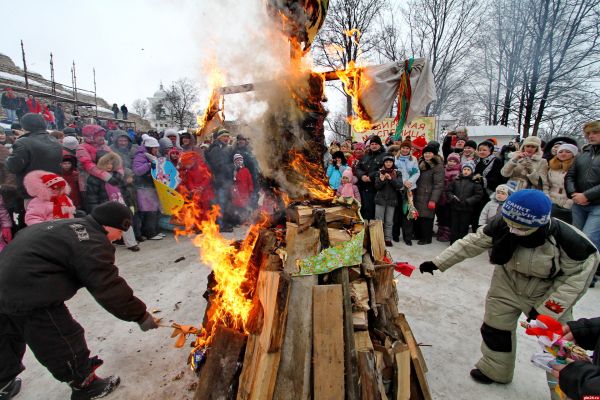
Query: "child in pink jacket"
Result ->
[[23, 170, 75, 225], [335, 168, 361, 205]]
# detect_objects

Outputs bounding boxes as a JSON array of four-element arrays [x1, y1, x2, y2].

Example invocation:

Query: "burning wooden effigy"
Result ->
[[170, 2, 437, 399]]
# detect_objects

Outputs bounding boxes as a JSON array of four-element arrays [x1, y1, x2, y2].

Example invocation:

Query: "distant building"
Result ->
[[147, 83, 169, 131], [464, 125, 520, 148]]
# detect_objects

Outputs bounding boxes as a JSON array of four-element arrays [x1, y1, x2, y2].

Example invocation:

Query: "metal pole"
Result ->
[[93, 68, 98, 117], [50, 52, 56, 95], [21, 40, 29, 89], [72, 61, 78, 110]]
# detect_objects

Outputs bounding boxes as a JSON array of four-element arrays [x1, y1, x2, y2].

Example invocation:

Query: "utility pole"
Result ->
[[21, 40, 29, 89], [50, 52, 56, 95], [71, 61, 78, 112], [93, 68, 98, 117]]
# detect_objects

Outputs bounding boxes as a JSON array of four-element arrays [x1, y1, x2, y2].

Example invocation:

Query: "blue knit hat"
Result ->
[[462, 160, 476, 172], [501, 189, 552, 227]]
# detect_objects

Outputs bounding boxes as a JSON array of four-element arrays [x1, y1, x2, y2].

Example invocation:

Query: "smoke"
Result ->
[[194, 0, 328, 199]]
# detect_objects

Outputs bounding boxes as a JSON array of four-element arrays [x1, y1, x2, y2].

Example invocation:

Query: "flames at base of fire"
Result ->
[[175, 203, 269, 351]]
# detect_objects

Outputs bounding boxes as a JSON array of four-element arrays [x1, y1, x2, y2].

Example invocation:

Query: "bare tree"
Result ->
[[325, 111, 351, 142], [522, 0, 600, 137], [404, 0, 483, 116], [312, 0, 388, 136], [132, 98, 149, 119], [164, 78, 199, 129]]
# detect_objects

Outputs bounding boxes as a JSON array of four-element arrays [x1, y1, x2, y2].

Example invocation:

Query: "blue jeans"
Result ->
[[571, 203, 600, 251], [5, 109, 17, 122], [214, 186, 230, 228]]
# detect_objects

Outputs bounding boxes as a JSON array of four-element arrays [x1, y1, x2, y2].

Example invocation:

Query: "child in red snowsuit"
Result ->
[[177, 152, 214, 219], [231, 153, 254, 223]]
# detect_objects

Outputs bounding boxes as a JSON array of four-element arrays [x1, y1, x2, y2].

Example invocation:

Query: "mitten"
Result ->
[[526, 308, 540, 322], [427, 201, 436, 210], [419, 261, 438, 275]]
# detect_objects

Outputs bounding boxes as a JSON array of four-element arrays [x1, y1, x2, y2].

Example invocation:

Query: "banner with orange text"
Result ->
[[352, 117, 436, 144]]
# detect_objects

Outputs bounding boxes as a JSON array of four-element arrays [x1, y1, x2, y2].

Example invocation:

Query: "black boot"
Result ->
[[71, 375, 120, 400], [469, 368, 494, 384], [0, 378, 21, 400]]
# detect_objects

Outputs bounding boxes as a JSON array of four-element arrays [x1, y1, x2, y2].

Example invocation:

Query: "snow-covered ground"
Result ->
[[16, 229, 600, 399]]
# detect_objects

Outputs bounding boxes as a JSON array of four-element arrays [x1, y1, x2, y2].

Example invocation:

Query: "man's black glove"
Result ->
[[139, 312, 159, 331], [526, 307, 539, 322], [419, 261, 438, 275], [108, 173, 122, 186]]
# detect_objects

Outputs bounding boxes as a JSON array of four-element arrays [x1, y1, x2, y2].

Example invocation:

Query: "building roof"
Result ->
[[465, 125, 518, 137]]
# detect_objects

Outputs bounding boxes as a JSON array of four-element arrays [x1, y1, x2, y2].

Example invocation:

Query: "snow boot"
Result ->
[[70, 375, 120, 400], [0, 378, 21, 400], [469, 368, 495, 384]]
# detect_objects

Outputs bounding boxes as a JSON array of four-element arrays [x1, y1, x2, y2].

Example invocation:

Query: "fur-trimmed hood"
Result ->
[[97, 152, 123, 171], [419, 154, 443, 171], [24, 170, 71, 201]]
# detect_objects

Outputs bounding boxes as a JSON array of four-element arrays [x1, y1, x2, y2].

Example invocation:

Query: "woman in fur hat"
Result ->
[[23, 171, 75, 226], [545, 143, 579, 224], [414, 144, 444, 244], [501, 135, 548, 191], [86, 153, 139, 251], [436, 152, 462, 242]]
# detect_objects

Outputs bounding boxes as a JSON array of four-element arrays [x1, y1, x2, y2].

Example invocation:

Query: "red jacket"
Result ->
[[177, 154, 214, 212], [232, 167, 254, 208], [26, 98, 42, 114]]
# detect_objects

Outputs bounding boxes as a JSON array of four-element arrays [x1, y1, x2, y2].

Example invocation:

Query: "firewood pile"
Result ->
[[192, 203, 431, 400]]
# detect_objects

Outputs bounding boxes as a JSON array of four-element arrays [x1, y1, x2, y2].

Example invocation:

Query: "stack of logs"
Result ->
[[193, 204, 431, 400]]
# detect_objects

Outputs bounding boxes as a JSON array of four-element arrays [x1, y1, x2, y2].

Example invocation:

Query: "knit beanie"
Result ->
[[422, 143, 438, 155], [495, 184, 513, 196], [478, 140, 495, 151], [20, 113, 47, 133], [233, 153, 244, 162], [501, 189, 552, 227], [447, 153, 461, 164], [91, 201, 133, 231], [142, 133, 160, 148], [342, 168, 354, 179], [63, 136, 79, 151], [464, 140, 477, 149], [41, 173, 66, 189], [213, 128, 231, 140], [557, 143, 579, 156], [462, 160, 476, 172], [412, 136, 427, 150], [383, 155, 395, 163], [82, 125, 106, 139], [369, 135, 383, 146]]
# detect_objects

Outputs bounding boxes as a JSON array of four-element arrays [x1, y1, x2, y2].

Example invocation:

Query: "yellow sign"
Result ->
[[352, 117, 436, 143]]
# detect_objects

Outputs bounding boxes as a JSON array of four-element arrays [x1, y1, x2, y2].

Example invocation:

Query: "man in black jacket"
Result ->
[[356, 135, 386, 220], [553, 316, 600, 399], [566, 120, 600, 287], [205, 128, 233, 232], [6, 113, 62, 199], [0, 202, 157, 400]]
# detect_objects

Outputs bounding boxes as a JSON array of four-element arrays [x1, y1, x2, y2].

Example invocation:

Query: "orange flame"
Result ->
[[197, 60, 226, 136], [174, 202, 269, 349], [288, 150, 335, 201], [336, 60, 373, 132]]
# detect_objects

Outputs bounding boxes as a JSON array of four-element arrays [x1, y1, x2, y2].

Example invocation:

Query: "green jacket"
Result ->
[[433, 215, 598, 320]]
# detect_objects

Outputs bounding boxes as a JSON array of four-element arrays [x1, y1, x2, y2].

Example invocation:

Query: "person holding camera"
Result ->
[[374, 155, 402, 247], [501, 136, 548, 191]]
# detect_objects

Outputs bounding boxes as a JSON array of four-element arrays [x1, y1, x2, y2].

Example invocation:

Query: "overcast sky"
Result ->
[[3, 0, 306, 113]]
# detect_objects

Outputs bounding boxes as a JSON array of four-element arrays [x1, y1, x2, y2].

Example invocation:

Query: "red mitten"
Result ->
[[2, 227, 12, 243], [427, 201, 436, 210]]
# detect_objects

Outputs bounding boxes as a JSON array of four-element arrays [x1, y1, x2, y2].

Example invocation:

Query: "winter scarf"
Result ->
[[52, 193, 75, 219], [380, 167, 398, 180], [478, 153, 497, 177], [548, 156, 574, 173], [488, 220, 549, 265]]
